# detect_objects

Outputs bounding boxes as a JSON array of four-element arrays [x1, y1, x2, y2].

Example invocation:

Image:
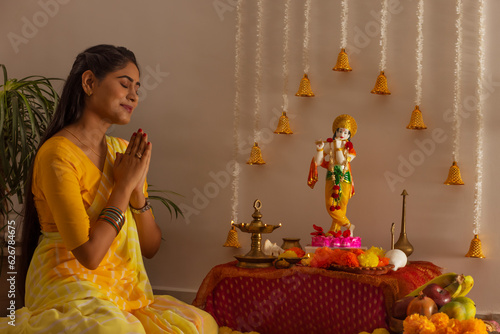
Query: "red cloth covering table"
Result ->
[[193, 261, 442, 334]]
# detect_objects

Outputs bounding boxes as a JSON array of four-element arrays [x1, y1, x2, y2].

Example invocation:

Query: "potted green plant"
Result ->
[[0, 64, 60, 218], [0, 64, 60, 279]]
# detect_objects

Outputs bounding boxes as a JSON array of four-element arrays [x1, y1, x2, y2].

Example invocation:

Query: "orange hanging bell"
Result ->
[[247, 142, 266, 165], [332, 48, 352, 72], [444, 161, 464, 185], [274, 112, 293, 134], [407, 105, 427, 130], [371, 71, 391, 95], [465, 235, 485, 258], [295, 73, 315, 97], [223, 225, 241, 248]]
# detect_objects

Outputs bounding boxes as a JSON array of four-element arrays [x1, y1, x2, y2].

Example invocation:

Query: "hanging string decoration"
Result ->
[[224, 0, 244, 248], [296, 0, 315, 97], [275, 0, 293, 135], [247, 0, 266, 165], [444, 0, 465, 185], [333, 0, 352, 72], [466, 0, 486, 258], [371, 0, 391, 95], [407, 0, 427, 129]]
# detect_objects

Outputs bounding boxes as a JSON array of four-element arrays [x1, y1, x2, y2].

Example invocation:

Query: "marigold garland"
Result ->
[[403, 313, 487, 334], [308, 247, 389, 268]]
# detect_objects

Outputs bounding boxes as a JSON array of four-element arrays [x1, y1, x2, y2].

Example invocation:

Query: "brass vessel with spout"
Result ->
[[232, 199, 282, 268], [394, 189, 414, 257]]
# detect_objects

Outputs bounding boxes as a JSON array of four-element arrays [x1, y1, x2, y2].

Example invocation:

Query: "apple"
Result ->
[[440, 301, 467, 320], [392, 296, 415, 320], [452, 297, 476, 320], [422, 283, 452, 308]]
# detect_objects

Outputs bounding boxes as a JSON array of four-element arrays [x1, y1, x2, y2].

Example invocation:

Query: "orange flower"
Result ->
[[404, 314, 436, 334], [446, 319, 462, 334], [286, 247, 305, 258], [350, 248, 364, 256], [460, 318, 487, 334], [339, 251, 359, 267], [310, 247, 336, 268], [430, 312, 449, 334], [378, 256, 390, 267]]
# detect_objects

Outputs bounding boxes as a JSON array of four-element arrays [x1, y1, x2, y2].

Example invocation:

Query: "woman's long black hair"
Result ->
[[19, 45, 139, 301]]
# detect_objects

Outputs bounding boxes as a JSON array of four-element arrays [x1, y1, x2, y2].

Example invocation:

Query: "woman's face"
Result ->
[[85, 62, 140, 125], [335, 128, 350, 140]]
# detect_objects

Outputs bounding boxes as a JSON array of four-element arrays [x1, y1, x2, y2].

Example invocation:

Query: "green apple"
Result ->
[[439, 301, 467, 320], [452, 297, 476, 319]]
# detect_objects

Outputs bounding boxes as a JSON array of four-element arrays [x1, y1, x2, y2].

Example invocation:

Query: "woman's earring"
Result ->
[[87, 91, 92, 97]]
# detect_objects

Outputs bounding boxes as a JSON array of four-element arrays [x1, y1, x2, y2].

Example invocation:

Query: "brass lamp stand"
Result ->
[[233, 199, 281, 268]]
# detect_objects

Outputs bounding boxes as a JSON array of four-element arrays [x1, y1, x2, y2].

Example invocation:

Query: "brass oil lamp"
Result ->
[[232, 199, 281, 268]]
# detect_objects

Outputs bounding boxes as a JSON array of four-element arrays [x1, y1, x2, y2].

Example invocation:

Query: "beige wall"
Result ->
[[1, 0, 499, 314]]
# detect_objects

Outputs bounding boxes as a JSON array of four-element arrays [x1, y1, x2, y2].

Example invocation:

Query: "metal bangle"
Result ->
[[129, 198, 151, 214]]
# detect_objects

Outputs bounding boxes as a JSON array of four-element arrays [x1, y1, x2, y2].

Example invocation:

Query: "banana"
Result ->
[[443, 274, 465, 298], [406, 272, 459, 297], [457, 275, 474, 297]]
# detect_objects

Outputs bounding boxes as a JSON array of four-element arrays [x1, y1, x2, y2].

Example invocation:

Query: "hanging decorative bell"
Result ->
[[247, 142, 266, 165], [295, 73, 315, 97], [332, 48, 352, 72], [333, 48, 352, 72], [371, 71, 391, 95], [465, 234, 485, 258], [444, 161, 464, 185], [223, 224, 241, 248], [406, 105, 427, 130], [274, 112, 293, 134]]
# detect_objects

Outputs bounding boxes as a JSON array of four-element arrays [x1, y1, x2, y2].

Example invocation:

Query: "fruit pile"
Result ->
[[391, 272, 488, 333]]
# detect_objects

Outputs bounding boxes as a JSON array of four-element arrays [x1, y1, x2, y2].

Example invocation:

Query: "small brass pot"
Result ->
[[281, 238, 303, 251]]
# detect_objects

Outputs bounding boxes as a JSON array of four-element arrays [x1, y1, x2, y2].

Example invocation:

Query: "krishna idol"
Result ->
[[308, 114, 357, 234]]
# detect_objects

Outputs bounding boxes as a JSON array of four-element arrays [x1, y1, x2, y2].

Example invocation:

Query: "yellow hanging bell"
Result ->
[[444, 161, 464, 185], [223, 224, 241, 248], [274, 112, 293, 134], [295, 73, 315, 97], [465, 234, 485, 258], [371, 71, 391, 95], [406, 105, 427, 130], [247, 142, 266, 165], [332, 48, 352, 72]]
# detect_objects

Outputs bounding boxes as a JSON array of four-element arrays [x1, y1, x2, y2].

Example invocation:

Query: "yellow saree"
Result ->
[[0, 136, 217, 333]]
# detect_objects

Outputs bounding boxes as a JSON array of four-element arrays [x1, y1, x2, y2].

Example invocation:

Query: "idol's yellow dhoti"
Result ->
[[0, 136, 217, 333]]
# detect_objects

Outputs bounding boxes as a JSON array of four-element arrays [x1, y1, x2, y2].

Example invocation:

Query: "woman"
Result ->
[[308, 114, 357, 234], [0, 45, 218, 333]]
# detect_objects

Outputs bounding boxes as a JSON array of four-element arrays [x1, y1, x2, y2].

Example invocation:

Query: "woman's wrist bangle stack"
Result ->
[[99, 206, 125, 235], [129, 198, 151, 214]]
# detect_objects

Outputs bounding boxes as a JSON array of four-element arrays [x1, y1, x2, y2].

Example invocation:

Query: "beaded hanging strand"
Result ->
[[231, 0, 243, 224], [473, 0, 486, 238]]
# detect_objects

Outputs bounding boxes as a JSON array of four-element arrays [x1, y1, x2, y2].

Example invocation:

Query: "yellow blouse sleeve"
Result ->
[[33, 140, 92, 251]]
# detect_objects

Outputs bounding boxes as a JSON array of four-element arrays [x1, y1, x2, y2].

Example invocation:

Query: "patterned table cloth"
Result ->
[[193, 261, 441, 334]]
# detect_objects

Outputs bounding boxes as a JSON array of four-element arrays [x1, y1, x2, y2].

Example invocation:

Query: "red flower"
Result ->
[[327, 138, 333, 143], [334, 231, 342, 238], [330, 206, 336, 212], [332, 193, 339, 199], [312, 224, 325, 236], [343, 229, 351, 238], [345, 142, 353, 150], [333, 185, 340, 191], [335, 205, 341, 210], [313, 224, 324, 232]]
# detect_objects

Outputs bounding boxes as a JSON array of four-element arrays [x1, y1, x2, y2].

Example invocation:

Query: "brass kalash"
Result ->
[[232, 199, 281, 268]]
